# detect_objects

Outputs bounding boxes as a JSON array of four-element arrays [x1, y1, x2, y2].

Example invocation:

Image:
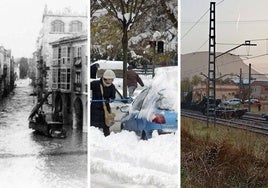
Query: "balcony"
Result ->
[[3, 65, 7, 78], [74, 82, 82, 92], [52, 83, 60, 90], [52, 60, 60, 67], [74, 57, 82, 67]]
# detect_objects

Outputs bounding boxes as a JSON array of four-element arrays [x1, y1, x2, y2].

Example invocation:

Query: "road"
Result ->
[[0, 79, 87, 188]]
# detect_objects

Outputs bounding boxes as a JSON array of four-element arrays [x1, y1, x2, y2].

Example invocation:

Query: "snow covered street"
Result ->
[[90, 127, 178, 188]]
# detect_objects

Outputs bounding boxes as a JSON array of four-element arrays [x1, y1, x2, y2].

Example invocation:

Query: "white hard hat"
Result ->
[[103, 69, 116, 79]]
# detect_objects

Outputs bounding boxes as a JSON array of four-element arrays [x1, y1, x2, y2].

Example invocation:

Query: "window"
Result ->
[[52, 68, 59, 89], [61, 46, 67, 65], [52, 47, 58, 59], [52, 47, 59, 66], [75, 71, 81, 84], [51, 20, 64, 33], [67, 69, 71, 90], [67, 47, 71, 64], [78, 47, 82, 57], [60, 68, 71, 91], [69, 20, 82, 32], [58, 48, 61, 64], [74, 71, 82, 92]]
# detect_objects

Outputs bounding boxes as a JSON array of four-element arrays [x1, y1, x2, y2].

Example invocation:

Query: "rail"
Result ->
[[181, 109, 268, 136]]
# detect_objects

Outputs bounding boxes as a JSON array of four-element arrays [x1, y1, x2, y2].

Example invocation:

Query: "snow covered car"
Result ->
[[120, 66, 178, 140]]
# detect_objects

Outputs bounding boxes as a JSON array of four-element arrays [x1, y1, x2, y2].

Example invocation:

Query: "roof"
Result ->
[[50, 34, 87, 46]]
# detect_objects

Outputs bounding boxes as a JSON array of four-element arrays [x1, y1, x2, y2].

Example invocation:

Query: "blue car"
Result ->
[[121, 86, 178, 140]]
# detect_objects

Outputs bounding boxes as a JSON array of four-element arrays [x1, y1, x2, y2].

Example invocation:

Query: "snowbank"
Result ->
[[91, 60, 128, 70], [90, 127, 178, 188]]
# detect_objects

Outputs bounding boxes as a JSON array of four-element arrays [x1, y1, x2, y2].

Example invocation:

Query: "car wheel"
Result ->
[[141, 131, 148, 140]]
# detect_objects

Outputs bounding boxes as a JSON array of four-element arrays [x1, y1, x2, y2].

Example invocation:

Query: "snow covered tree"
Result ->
[[96, 0, 150, 97], [128, 0, 178, 67], [91, 0, 178, 97], [91, 13, 123, 61]]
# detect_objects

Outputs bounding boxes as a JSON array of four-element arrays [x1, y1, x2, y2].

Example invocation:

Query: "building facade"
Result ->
[[193, 81, 240, 101], [250, 80, 268, 100], [0, 46, 15, 99], [35, 6, 87, 90], [50, 35, 87, 131]]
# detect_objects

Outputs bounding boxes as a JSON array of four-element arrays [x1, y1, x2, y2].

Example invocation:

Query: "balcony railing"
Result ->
[[74, 57, 82, 67], [74, 82, 82, 92], [52, 60, 60, 67]]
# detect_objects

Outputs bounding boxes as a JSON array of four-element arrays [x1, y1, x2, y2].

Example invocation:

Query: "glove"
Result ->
[[105, 98, 112, 103]]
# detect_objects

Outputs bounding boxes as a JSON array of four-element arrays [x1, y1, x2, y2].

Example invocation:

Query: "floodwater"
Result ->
[[0, 79, 87, 188]]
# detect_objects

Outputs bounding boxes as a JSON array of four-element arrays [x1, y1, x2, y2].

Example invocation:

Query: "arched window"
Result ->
[[69, 20, 83, 32], [51, 20, 65, 33]]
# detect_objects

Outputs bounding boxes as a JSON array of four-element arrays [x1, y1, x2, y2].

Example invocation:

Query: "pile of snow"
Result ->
[[139, 66, 178, 121], [90, 66, 179, 187], [90, 127, 178, 187], [153, 66, 178, 111], [91, 60, 128, 70]]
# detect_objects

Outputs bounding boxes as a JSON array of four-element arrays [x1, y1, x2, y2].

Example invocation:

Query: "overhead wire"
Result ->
[[182, 0, 268, 78], [181, 9, 209, 40], [182, 52, 268, 77], [181, 0, 225, 40], [182, 19, 268, 24]]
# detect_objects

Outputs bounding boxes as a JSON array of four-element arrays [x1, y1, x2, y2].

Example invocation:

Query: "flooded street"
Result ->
[[0, 79, 87, 188]]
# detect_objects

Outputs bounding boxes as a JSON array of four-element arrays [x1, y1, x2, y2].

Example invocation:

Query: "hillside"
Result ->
[[181, 52, 265, 80]]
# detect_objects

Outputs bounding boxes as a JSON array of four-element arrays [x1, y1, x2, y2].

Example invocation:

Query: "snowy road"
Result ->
[[90, 127, 178, 188]]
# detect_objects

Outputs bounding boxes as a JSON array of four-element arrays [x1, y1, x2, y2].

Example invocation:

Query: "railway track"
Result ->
[[181, 109, 268, 136]]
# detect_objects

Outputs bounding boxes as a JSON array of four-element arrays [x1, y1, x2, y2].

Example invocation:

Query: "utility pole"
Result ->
[[206, 2, 256, 127], [248, 63, 251, 112], [239, 68, 242, 100], [207, 1, 216, 127]]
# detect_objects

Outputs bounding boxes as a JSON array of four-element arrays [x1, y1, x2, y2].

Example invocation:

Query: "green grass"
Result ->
[[181, 117, 268, 187]]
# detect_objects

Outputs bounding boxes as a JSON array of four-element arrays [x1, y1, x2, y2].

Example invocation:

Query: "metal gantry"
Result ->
[[207, 2, 216, 126], [206, 2, 257, 127]]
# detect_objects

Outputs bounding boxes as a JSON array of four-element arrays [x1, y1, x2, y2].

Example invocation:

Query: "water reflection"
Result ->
[[0, 79, 87, 188]]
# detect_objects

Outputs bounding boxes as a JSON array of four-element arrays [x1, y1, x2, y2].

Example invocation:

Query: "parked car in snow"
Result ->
[[109, 89, 133, 130], [120, 66, 178, 140], [222, 98, 241, 106], [90, 86, 132, 132]]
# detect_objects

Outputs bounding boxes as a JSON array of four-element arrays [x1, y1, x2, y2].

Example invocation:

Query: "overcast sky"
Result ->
[[0, 0, 87, 58], [181, 0, 268, 74]]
